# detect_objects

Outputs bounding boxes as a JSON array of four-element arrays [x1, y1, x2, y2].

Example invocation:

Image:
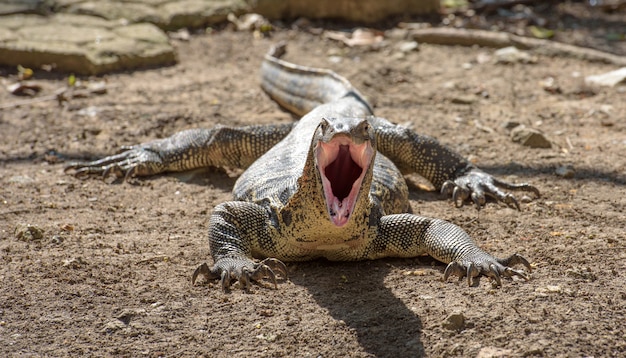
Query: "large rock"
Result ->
[[61, 0, 248, 30], [0, 14, 176, 75], [0, 0, 439, 74], [253, 0, 439, 23], [0, 0, 48, 16]]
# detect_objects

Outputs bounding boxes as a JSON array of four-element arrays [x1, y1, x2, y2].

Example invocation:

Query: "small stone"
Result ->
[[396, 40, 419, 53], [510, 125, 551, 148], [502, 121, 521, 130], [555, 165, 575, 178], [101, 320, 126, 334], [535, 285, 563, 295], [450, 95, 476, 105], [116, 308, 147, 324], [51, 235, 65, 245], [256, 333, 278, 342], [476, 346, 513, 358], [585, 67, 626, 87], [442, 312, 466, 331], [519, 195, 533, 203], [15, 224, 44, 241], [494, 46, 537, 64], [9, 175, 35, 184], [62, 257, 87, 269]]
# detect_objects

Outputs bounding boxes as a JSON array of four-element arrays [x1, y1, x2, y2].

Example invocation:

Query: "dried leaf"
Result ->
[[324, 28, 384, 47], [6, 81, 42, 96]]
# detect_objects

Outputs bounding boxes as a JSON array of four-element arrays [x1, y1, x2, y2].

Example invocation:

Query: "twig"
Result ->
[[0, 94, 59, 110], [0, 84, 112, 110], [136, 255, 170, 265], [410, 27, 626, 66], [471, 0, 545, 13]]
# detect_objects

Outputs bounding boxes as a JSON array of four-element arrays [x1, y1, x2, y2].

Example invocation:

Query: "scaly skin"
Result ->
[[66, 44, 539, 291]]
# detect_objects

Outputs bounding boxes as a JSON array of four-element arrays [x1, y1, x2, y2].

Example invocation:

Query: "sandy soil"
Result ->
[[1, 19, 625, 358]]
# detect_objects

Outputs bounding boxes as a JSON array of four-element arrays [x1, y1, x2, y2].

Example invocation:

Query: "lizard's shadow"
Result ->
[[289, 259, 426, 357]]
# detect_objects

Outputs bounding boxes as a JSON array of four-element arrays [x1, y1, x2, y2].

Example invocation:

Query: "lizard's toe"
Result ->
[[192, 257, 287, 292], [445, 169, 540, 210], [443, 253, 532, 287]]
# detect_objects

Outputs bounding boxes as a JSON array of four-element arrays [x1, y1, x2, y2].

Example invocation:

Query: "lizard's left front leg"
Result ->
[[371, 117, 540, 210], [368, 214, 531, 287]]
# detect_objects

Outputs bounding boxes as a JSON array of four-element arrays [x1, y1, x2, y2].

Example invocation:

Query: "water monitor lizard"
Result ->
[[66, 43, 539, 291]]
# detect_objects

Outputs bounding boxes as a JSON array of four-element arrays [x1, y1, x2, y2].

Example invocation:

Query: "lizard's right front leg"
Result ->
[[192, 201, 287, 292], [65, 124, 294, 180]]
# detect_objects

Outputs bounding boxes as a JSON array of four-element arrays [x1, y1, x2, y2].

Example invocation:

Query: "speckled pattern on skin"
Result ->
[[66, 44, 539, 291]]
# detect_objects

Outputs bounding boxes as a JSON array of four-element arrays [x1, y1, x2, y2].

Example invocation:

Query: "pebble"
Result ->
[[476, 346, 513, 358], [442, 311, 466, 331], [555, 165, 575, 178], [494, 46, 537, 64], [101, 320, 126, 334], [396, 40, 419, 53], [510, 125, 552, 148], [9, 175, 35, 184], [15, 223, 44, 241], [585, 67, 626, 87]]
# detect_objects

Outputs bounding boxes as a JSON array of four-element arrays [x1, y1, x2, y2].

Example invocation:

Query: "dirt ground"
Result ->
[[1, 12, 625, 358]]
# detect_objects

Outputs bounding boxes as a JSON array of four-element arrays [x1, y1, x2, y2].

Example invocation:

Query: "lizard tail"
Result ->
[[261, 42, 374, 117]]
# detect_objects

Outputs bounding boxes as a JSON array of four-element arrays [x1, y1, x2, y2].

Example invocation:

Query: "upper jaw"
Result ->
[[314, 122, 375, 227]]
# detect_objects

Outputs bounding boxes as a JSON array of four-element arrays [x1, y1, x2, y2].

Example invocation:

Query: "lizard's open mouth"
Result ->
[[316, 136, 374, 227]]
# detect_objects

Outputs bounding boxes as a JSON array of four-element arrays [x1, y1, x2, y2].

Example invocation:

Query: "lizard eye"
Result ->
[[360, 121, 370, 135], [319, 118, 330, 131]]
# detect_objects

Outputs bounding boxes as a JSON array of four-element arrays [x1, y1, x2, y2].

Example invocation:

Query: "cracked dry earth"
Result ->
[[1, 27, 625, 357]]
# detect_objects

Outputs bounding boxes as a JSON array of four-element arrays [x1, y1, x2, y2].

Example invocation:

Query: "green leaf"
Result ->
[[68, 74, 76, 87], [529, 26, 555, 39]]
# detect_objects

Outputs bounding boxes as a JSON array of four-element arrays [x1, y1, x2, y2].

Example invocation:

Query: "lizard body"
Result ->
[[67, 43, 539, 290]]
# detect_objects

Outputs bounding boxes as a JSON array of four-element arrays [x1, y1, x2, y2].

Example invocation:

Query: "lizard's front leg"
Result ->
[[192, 201, 287, 292], [369, 214, 531, 287], [371, 116, 540, 210], [65, 124, 294, 181]]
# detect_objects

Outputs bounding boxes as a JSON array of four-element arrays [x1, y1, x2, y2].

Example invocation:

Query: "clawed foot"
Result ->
[[192, 257, 288, 292], [64, 145, 164, 181], [443, 253, 531, 287], [441, 169, 540, 210]]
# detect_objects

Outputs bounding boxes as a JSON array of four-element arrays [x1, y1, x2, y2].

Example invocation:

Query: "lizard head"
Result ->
[[314, 117, 376, 227]]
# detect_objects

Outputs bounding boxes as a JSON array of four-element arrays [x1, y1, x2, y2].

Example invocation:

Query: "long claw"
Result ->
[[505, 267, 530, 281], [64, 146, 164, 180], [252, 265, 278, 289], [192, 262, 220, 285], [260, 257, 288, 278], [220, 270, 232, 292], [492, 178, 541, 198], [441, 180, 455, 196], [239, 267, 252, 291], [498, 253, 532, 273], [470, 191, 485, 210], [444, 169, 539, 209], [193, 257, 287, 292], [443, 252, 532, 287], [452, 186, 469, 208], [443, 261, 463, 282], [124, 164, 138, 181], [466, 262, 479, 286], [505, 194, 521, 211], [489, 263, 502, 287]]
